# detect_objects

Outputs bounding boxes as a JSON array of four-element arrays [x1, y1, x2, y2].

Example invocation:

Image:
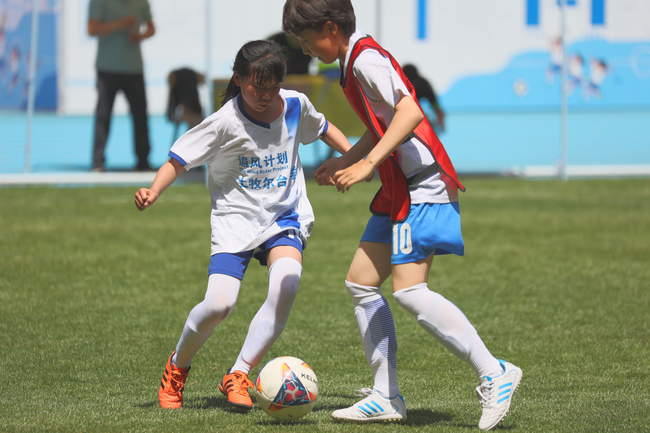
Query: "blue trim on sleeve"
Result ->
[[285, 97, 301, 142], [237, 94, 271, 129], [168, 151, 187, 166], [320, 120, 329, 137]]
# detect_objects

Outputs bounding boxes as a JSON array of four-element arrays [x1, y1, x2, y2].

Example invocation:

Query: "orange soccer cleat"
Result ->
[[219, 370, 254, 410], [158, 351, 191, 409]]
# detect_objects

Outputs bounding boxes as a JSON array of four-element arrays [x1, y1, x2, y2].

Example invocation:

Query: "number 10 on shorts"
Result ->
[[393, 223, 413, 255]]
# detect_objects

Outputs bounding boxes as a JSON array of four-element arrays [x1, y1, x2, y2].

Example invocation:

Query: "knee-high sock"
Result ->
[[172, 274, 241, 368], [346, 280, 399, 399], [231, 257, 302, 374], [393, 283, 503, 378]]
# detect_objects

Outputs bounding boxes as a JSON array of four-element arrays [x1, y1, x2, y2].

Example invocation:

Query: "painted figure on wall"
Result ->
[[583, 58, 609, 100]]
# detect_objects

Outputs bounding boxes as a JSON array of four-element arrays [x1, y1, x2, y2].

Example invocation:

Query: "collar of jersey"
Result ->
[[237, 94, 275, 129]]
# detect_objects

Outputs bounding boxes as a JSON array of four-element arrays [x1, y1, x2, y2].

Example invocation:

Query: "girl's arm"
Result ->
[[129, 19, 155, 43], [134, 158, 185, 211], [314, 122, 353, 186], [333, 95, 423, 192], [339, 129, 375, 166], [88, 16, 136, 37], [320, 122, 352, 155], [315, 129, 374, 186]]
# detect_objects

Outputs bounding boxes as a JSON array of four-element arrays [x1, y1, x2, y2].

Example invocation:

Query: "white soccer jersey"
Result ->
[[344, 30, 458, 204], [169, 89, 328, 256]]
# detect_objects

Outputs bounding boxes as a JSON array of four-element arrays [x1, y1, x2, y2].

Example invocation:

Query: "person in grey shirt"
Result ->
[[88, 0, 155, 171]]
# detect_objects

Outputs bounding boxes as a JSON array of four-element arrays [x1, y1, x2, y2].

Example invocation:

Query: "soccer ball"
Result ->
[[254, 356, 318, 420]]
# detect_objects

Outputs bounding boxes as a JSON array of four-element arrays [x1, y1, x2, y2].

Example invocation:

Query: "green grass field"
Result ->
[[1, 178, 649, 432]]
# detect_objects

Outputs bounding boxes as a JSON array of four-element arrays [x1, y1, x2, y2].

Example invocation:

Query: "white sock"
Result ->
[[346, 280, 399, 399], [173, 274, 241, 369], [231, 257, 302, 374], [393, 283, 503, 378]]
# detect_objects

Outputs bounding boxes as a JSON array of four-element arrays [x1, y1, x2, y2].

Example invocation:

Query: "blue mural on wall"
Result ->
[[440, 39, 650, 111], [527, 0, 602, 26], [417, 0, 427, 40], [0, 5, 57, 110]]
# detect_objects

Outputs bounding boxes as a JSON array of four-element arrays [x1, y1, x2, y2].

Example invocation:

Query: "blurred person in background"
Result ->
[[403, 64, 445, 133], [88, 0, 155, 172], [268, 31, 312, 75]]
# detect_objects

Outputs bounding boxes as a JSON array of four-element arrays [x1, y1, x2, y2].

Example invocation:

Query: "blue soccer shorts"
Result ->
[[360, 202, 465, 264], [208, 230, 303, 280]]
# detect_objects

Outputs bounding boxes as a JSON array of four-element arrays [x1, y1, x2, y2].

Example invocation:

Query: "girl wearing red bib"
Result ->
[[283, 0, 522, 430]]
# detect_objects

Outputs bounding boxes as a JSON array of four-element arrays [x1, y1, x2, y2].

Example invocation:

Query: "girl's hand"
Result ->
[[134, 159, 183, 211], [334, 159, 376, 193], [314, 157, 344, 186], [134, 188, 159, 211]]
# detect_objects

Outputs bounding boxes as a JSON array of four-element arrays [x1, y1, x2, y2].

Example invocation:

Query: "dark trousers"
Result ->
[[92, 71, 150, 169]]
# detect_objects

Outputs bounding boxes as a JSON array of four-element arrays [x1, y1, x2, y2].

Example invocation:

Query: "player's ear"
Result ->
[[233, 72, 241, 87], [324, 21, 337, 37]]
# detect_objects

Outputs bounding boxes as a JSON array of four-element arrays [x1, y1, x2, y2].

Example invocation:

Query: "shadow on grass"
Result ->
[[136, 398, 487, 428], [451, 421, 518, 430], [137, 395, 247, 412], [402, 409, 454, 426], [184, 395, 249, 411], [255, 419, 318, 427], [314, 405, 455, 427], [139, 396, 478, 429], [136, 401, 160, 409], [308, 392, 456, 426], [493, 424, 517, 431]]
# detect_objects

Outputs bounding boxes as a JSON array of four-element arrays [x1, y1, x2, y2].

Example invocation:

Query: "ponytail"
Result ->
[[221, 76, 240, 107], [220, 40, 288, 107]]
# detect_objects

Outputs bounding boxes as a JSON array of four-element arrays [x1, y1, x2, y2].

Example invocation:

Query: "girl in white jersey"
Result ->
[[134, 40, 351, 410]]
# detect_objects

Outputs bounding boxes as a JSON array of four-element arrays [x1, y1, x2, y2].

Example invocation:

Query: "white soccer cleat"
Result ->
[[476, 360, 523, 430], [332, 390, 407, 422]]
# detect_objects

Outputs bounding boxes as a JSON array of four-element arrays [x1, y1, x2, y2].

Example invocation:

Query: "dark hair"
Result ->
[[282, 0, 356, 38], [221, 40, 288, 107]]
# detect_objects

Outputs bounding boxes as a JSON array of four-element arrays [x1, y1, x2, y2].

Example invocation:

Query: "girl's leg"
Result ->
[[159, 273, 241, 409], [230, 245, 303, 374], [331, 242, 407, 422], [391, 257, 503, 379], [173, 273, 241, 368], [344, 242, 399, 399]]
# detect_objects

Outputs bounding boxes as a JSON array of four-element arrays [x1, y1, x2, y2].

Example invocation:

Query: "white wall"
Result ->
[[59, 0, 379, 115], [58, 0, 650, 115]]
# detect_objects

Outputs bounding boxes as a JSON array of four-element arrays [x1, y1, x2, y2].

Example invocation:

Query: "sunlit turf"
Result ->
[[1, 178, 648, 432]]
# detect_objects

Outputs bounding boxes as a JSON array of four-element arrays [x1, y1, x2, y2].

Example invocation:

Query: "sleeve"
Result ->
[[353, 50, 410, 109], [297, 93, 328, 145], [169, 118, 221, 170], [88, 0, 103, 21]]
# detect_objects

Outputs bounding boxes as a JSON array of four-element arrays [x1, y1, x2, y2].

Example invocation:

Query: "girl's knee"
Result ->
[[345, 280, 381, 300], [203, 300, 236, 323]]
